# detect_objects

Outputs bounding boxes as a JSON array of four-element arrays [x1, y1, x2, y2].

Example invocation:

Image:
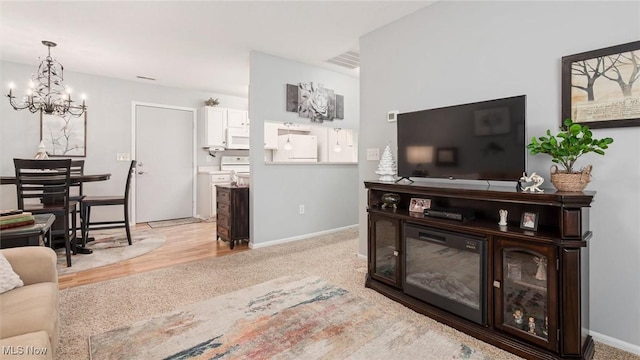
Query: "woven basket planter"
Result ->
[[550, 165, 592, 192]]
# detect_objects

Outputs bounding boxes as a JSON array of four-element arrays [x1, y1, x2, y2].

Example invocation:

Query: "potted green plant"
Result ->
[[204, 97, 219, 107], [527, 118, 613, 191]]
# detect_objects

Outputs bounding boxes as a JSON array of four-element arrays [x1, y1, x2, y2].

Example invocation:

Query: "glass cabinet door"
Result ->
[[495, 238, 557, 351], [370, 215, 400, 287]]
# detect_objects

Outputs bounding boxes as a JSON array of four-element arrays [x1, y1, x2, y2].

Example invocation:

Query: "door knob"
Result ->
[[137, 161, 143, 166]]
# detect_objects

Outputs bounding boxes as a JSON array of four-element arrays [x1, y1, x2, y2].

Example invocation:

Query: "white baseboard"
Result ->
[[590, 330, 640, 355], [249, 224, 358, 249], [356, 253, 367, 260]]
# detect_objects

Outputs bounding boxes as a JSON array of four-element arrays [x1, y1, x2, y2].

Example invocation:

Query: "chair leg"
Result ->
[[79, 202, 84, 243], [72, 208, 78, 251], [124, 204, 132, 245], [82, 205, 91, 247], [71, 208, 78, 255], [64, 212, 72, 267]]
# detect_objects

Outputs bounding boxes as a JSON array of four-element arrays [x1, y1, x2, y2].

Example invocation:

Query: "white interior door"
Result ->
[[134, 104, 195, 223]]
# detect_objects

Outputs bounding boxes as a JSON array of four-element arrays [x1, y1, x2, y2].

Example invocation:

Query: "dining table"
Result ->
[[0, 173, 111, 185], [1, 172, 112, 254]]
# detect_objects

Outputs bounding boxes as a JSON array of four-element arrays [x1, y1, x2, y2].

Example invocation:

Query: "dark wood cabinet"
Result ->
[[364, 181, 595, 360], [494, 237, 558, 352], [216, 185, 249, 249], [369, 213, 402, 288]]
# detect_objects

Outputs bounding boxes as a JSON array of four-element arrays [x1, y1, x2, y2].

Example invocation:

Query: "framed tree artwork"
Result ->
[[40, 111, 86, 157], [562, 40, 640, 129]]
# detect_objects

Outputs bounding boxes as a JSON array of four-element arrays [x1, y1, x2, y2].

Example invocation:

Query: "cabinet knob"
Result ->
[[493, 280, 501, 288], [393, 251, 399, 257]]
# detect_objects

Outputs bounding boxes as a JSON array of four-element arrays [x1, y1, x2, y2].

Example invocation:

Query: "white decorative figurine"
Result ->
[[498, 209, 508, 226], [34, 140, 49, 159], [375, 143, 397, 182], [230, 170, 238, 186], [519, 172, 544, 193], [534, 257, 547, 281]]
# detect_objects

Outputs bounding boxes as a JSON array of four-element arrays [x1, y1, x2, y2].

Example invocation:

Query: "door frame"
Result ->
[[130, 101, 197, 224]]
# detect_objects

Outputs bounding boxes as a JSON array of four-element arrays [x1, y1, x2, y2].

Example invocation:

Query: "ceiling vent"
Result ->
[[326, 49, 359, 69]]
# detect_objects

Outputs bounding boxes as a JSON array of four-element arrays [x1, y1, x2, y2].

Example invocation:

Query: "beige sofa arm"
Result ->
[[1, 247, 58, 286]]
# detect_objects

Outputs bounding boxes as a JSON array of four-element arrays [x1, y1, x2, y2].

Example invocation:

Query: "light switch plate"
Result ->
[[116, 153, 131, 161], [366, 148, 380, 161]]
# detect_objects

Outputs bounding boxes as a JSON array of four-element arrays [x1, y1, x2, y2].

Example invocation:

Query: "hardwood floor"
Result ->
[[58, 221, 249, 290]]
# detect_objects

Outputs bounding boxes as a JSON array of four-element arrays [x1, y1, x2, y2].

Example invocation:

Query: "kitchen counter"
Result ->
[[197, 166, 230, 175]]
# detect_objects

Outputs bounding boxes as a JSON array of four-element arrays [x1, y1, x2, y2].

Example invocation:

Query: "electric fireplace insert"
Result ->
[[404, 224, 487, 324]]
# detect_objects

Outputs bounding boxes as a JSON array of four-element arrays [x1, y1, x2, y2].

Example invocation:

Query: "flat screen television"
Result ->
[[397, 95, 526, 181]]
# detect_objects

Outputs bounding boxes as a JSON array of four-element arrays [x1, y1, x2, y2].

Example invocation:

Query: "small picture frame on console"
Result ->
[[409, 198, 432, 213], [520, 211, 539, 231]]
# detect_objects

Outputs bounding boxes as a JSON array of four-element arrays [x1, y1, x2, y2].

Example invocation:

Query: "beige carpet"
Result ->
[[58, 228, 638, 360]]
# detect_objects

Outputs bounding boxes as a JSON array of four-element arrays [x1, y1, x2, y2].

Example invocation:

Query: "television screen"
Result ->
[[397, 95, 526, 181]]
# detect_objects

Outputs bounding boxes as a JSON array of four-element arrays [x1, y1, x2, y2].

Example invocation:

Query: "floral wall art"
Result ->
[[286, 82, 344, 123]]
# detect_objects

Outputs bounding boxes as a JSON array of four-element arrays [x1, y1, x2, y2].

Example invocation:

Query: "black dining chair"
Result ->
[[13, 158, 78, 266], [81, 160, 136, 246], [69, 160, 86, 243]]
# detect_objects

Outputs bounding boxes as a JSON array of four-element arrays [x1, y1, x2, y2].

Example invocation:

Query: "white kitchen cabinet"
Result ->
[[227, 109, 249, 128], [201, 107, 227, 148], [264, 122, 280, 149]]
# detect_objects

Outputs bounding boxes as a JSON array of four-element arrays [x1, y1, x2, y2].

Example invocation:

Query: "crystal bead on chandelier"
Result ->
[[6, 40, 87, 117]]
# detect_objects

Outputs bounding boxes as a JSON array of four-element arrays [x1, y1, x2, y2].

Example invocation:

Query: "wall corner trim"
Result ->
[[589, 330, 640, 355]]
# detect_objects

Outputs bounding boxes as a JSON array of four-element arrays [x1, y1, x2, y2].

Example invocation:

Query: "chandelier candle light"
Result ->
[[283, 122, 294, 151], [333, 128, 342, 153], [7, 41, 87, 117]]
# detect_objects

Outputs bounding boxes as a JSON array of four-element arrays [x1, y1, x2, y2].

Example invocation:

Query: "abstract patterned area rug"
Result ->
[[147, 217, 203, 228], [56, 229, 165, 275], [88, 276, 488, 360]]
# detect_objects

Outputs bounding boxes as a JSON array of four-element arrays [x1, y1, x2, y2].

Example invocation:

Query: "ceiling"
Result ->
[[0, 1, 432, 98]]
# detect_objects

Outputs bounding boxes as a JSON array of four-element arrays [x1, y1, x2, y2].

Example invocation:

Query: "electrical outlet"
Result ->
[[116, 153, 131, 161], [367, 148, 380, 161], [299, 204, 305, 215]]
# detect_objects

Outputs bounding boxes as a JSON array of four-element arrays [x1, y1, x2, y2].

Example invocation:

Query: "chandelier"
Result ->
[[6, 40, 86, 117]]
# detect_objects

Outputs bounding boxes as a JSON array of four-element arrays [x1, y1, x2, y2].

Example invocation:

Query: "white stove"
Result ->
[[220, 156, 250, 174]]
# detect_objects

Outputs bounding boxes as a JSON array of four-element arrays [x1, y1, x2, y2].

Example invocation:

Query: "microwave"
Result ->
[[226, 128, 250, 149]]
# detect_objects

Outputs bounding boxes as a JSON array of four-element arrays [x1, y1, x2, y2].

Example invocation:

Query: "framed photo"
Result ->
[[409, 197, 431, 213], [562, 40, 640, 129], [520, 211, 539, 231], [40, 111, 86, 157]]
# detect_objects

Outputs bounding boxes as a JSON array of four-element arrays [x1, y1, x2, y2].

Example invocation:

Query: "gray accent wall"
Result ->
[[358, 1, 640, 350], [1, 60, 247, 215], [249, 52, 359, 245]]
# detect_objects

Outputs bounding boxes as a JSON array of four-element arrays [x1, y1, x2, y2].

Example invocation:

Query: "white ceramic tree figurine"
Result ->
[[34, 140, 49, 159], [375, 143, 396, 182]]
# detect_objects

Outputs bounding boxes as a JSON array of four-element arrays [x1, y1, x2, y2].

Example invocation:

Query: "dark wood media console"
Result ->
[[365, 181, 595, 360]]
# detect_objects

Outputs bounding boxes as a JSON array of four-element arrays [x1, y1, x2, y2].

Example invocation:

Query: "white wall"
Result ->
[[249, 52, 359, 246], [359, 0, 640, 352], [1, 60, 247, 217]]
